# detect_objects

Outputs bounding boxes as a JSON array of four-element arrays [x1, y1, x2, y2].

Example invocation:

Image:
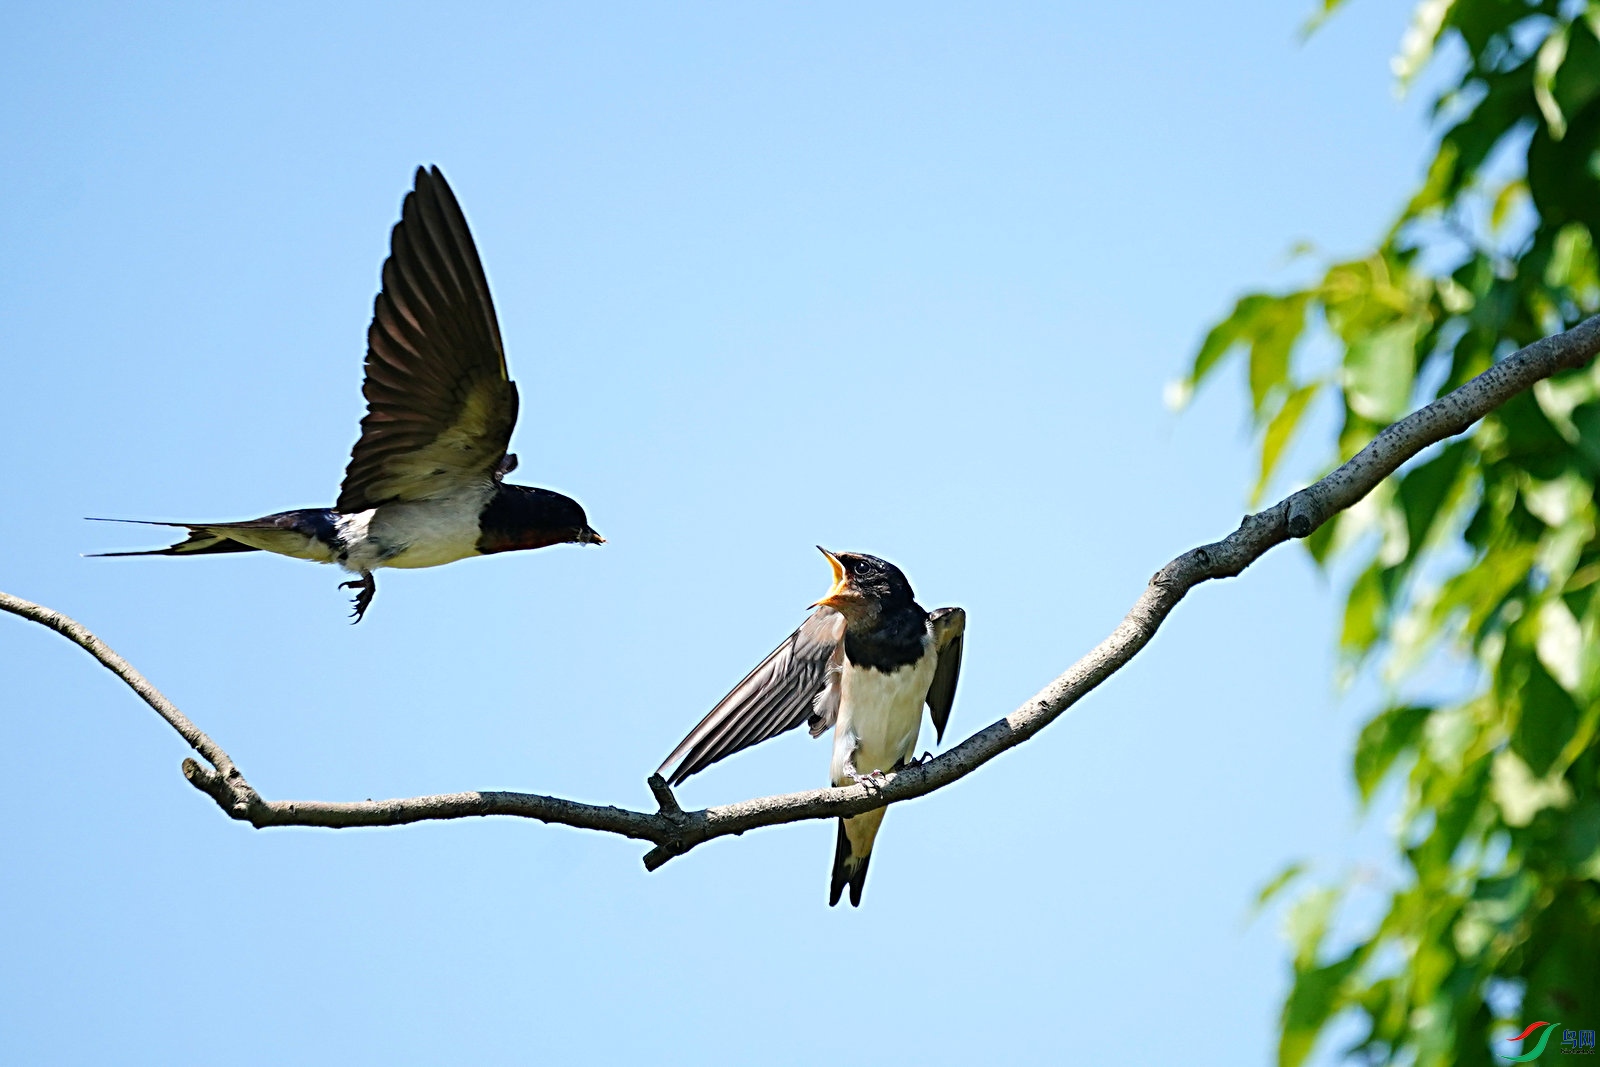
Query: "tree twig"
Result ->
[[7, 314, 1600, 869]]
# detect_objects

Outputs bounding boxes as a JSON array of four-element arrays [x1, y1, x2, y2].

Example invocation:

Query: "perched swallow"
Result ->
[[658, 548, 965, 906], [93, 166, 603, 621]]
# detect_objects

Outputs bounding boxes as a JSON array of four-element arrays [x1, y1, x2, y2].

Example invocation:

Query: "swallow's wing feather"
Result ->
[[925, 606, 966, 743], [337, 166, 517, 513], [658, 608, 845, 786], [807, 643, 843, 738]]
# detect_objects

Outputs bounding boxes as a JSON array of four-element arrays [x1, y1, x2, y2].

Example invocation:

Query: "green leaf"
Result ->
[[1491, 179, 1529, 233], [1300, 0, 1349, 38], [1405, 139, 1462, 219], [1431, 538, 1538, 638], [1521, 889, 1600, 1021], [1391, 0, 1455, 87], [1279, 943, 1365, 1067], [1562, 798, 1600, 876], [1189, 293, 1273, 389], [1254, 862, 1307, 912], [1343, 320, 1418, 422], [1396, 441, 1470, 566], [1424, 60, 1537, 214], [1254, 382, 1321, 505], [1410, 756, 1490, 876], [1550, 17, 1600, 124], [1509, 650, 1582, 777], [1341, 562, 1388, 657], [1570, 399, 1600, 467], [1444, 0, 1522, 58], [1544, 221, 1599, 308], [1187, 292, 1312, 412], [1527, 93, 1600, 233], [1248, 294, 1309, 415], [1303, 509, 1339, 565], [1284, 886, 1338, 969], [1353, 704, 1433, 804], [1319, 256, 1411, 345], [1535, 22, 1571, 140], [1494, 390, 1573, 480], [1491, 748, 1573, 827]]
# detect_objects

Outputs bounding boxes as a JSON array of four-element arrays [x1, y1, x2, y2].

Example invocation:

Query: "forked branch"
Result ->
[[7, 314, 1600, 870]]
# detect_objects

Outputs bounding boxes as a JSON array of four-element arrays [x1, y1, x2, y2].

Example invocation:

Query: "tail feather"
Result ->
[[84, 511, 339, 561], [86, 540, 258, 557], [84, 519, 261, 557], [829, 818, 873, 907]]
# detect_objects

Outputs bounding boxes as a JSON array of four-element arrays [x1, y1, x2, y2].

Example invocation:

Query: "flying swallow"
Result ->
[[92, 166, 603, 621], [658, 548, 965, 906]]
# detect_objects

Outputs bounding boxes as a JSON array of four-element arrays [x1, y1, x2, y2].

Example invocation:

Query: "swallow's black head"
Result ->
[[477, 484, 604, 555], [813, 548, 915, 623]]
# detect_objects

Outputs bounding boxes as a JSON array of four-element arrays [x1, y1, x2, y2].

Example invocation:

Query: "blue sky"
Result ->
[[3, 3, 1429, 1063]]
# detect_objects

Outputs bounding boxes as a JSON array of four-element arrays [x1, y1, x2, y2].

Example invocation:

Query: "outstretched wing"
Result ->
[[337, 166, 517, 513], [925, 606, 966, 743], [658, 608, 845, 786]]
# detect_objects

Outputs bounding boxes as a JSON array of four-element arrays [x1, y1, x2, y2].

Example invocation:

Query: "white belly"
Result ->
[[338, 489, 490, 572], [830, 637, 935, 786]]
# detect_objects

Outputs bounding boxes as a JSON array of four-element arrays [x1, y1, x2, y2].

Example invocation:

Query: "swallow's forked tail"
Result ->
[[84, 510, 340, 560], [84, 518, 262, 557]]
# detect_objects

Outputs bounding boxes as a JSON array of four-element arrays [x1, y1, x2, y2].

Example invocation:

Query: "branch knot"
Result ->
[[182, 757, 263, 823], [647, 774, 686, 823], [1286, 491, 1320, 539]]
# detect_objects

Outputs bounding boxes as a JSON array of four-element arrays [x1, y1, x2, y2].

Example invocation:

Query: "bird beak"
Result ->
[[812, 546, 849, 609], [580, 527, 605, 545]]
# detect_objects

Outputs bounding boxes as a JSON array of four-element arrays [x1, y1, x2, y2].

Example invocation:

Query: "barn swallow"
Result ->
[[658, 548, 965, 906], [92, 166, 602, 621]]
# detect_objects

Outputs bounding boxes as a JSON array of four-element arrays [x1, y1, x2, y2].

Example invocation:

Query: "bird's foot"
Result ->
[[338, 573, 377, 623], [905, 751, 937, 768], [848, 769, 889, 792]]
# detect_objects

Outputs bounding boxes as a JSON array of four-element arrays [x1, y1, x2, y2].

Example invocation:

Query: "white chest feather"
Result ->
[[337, 487, 492, 572], [830, 636, 935, 786]]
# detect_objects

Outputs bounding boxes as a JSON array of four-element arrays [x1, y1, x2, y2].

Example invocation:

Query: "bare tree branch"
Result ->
[[7, 314, 1600, 870]]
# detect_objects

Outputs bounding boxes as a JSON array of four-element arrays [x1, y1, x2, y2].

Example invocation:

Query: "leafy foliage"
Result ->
[[1187, 3, 1600, 1063]]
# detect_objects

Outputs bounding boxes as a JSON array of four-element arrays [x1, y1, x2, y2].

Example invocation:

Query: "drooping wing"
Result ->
[[925, 606, 966, 743], [336, 166, 517, 513], [658, 608, 845, 786]]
